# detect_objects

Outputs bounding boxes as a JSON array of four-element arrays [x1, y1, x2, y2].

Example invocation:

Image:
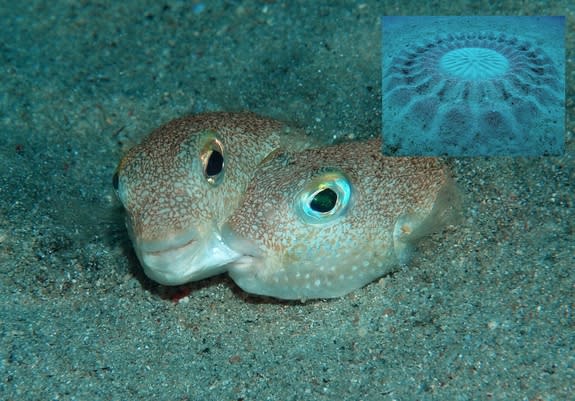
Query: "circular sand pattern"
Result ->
[[383, 31, 562, 155], [440, 47, 509, 80]]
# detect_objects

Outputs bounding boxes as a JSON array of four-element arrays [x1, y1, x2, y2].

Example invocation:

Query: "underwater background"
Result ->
[[0, 1, 573, 400]]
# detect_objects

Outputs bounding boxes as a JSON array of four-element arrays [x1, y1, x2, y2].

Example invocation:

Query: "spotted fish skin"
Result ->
[[222, 138, 460, 300], [114, 112, 312, 285]]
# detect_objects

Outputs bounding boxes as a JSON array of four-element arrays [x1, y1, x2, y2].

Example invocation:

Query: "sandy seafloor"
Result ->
[[0, 1, 573, 400]]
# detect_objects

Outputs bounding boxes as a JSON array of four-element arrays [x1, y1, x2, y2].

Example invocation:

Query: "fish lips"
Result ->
[[134, 228, 242, 285], [220, 223, 263, 259], [219, 223, 265, 272], [220, 223, 274, 296]]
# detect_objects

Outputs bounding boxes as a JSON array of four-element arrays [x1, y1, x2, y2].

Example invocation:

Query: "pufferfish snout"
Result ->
[[221, 138, 460, 300], [113, 112, 313, 285]]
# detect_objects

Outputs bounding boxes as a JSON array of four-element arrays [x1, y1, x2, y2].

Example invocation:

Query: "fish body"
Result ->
[[113, 112, 311, 285], [222, 138, 460, 300]]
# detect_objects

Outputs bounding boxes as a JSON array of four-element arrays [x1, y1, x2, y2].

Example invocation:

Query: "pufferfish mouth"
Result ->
[[134, 228, 242, 286], [143, 237, 197, 256], [220, 223, 263, 261]]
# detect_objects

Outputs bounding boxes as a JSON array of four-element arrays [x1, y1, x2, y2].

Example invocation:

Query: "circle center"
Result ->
[[440, 47, 508, 80]]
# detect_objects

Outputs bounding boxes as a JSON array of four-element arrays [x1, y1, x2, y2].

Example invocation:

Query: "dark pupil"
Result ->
[[310, 188, 337, 213], [206, 150, 223, 176], [112, 172, 119, 191]]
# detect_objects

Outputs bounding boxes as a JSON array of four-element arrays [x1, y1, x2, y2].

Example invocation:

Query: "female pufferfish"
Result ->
[[113, 112, 313, 285], [222, 138, 460, 300]]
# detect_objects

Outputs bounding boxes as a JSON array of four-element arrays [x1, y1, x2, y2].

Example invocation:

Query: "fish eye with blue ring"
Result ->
[[199, 133, 225, 186], [295, 171, 352, 224]]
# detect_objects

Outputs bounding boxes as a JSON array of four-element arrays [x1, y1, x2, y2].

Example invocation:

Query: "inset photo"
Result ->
[[381, 16, 565, 156]]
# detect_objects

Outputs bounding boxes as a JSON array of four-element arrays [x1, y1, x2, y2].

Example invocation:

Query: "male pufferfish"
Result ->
[[113, 112, 313, 285], [222, 138, 460, 300]]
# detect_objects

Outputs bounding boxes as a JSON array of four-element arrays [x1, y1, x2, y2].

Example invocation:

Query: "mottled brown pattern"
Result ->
[[224, 138, 460, 299], [113, 111, 314, 285], [116, 112, 285, 240]]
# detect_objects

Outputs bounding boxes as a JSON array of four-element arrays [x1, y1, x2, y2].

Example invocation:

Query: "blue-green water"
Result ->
[[0, 1, 573, 400]]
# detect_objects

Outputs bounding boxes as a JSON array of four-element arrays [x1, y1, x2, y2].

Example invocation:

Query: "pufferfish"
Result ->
[[221, 138, 460, 300], [113, 112, 313, 285]]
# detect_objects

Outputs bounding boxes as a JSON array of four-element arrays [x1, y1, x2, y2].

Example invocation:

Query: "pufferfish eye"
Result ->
[[112, 170, 120, 192], [200, 135, 225, 186], [296, 171, 352, 224], [309, 188, 338, 213], [111, 167, 129, 207]]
